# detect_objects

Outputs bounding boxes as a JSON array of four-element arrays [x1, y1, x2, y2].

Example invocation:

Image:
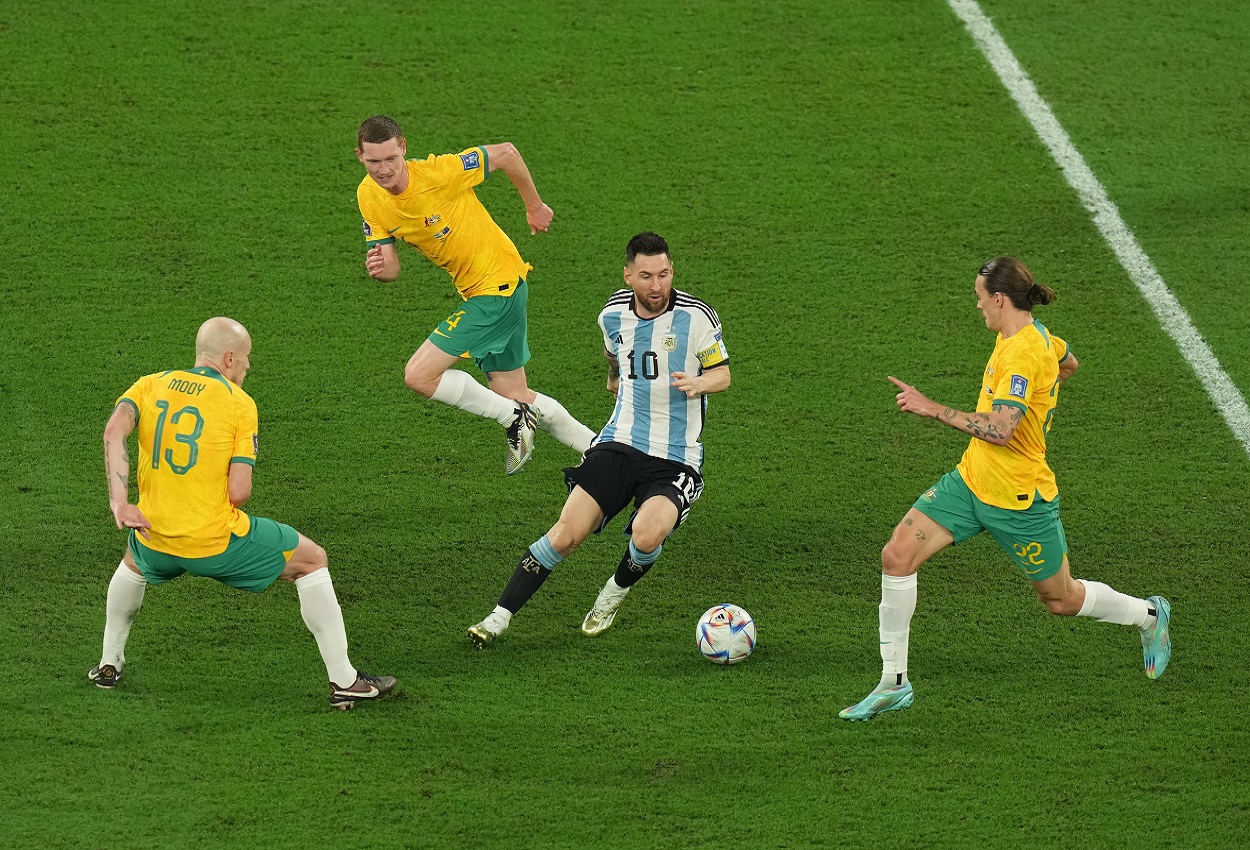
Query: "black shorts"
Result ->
[[563, 442, 704, 535]]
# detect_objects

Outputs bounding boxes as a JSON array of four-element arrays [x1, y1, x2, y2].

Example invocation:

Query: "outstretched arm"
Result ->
[[887, 375, 1021, 446], [482, 143, 554, 235], [103, 402, 151, 539]]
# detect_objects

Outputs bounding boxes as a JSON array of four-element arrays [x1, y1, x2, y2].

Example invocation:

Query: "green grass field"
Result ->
[[2, 1, 1248, 847]]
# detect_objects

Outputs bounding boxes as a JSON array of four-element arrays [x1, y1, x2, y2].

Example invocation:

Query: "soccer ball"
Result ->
[[696, 603, 756, 665]]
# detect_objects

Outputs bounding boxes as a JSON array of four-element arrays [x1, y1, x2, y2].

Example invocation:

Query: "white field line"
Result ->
[[948, 0, 1250, 459]]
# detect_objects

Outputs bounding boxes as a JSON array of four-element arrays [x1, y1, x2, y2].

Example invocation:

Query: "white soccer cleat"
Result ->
[[468, 613, 510, 649], [581, 582, 631, 636], [505, 403, 537, 475]]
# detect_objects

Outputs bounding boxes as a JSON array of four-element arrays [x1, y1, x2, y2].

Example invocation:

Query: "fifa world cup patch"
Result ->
[[253, 434, 259, 455], [361, 220, 372, 237], [1009, 375, 1029, 398], [460, 151, 481, 170]]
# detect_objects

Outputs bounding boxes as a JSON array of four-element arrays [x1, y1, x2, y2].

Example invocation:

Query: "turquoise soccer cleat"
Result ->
[[839, 681, 914, 721], [1141, 595, 1171, 680]]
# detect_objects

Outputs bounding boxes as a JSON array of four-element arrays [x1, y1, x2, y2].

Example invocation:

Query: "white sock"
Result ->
[[1076, 579, 1152, 628], [100, 561, 146, 668], [486, 604, 513, 631], [531, 392, 596, 452], [879, 573, 917, 687], [431, 370, 517, 426], [295, 570, 357, 687]]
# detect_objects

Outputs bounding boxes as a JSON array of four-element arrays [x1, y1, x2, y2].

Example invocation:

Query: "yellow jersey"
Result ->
[[357, 147, 532, 300], [117, 367, 256, 558], [957, 321, 1071, 510]]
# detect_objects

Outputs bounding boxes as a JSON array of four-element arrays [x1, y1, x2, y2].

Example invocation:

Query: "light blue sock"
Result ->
[[628, 540, 661, 566], [531, 535, 566, 570]]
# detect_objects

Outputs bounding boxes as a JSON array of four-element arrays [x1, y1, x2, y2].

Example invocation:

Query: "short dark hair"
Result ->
[[978, 256, 1056, 310], [625, 232, 670, 265], [357, 115, 403, 150]]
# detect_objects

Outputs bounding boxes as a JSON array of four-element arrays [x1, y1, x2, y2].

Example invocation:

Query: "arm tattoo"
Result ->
[[962, 403, 1023, 443], [106, 403, 137, 500], [963, 415, 1006, 442], [116, 446, 130, 493]]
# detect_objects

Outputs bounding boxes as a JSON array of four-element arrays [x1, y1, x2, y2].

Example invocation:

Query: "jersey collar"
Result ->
[[630, 290, 677, 320]]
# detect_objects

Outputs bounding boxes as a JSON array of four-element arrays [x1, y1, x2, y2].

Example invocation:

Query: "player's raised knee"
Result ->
[[282, 536, 328, 580], [1040, 593, 1081, 616], [545, 522, 586, 557], [629, 526, 668, 555], [307, 540, 329, 570], [880, 541, 913, 576], [404, 363, 438, 398]]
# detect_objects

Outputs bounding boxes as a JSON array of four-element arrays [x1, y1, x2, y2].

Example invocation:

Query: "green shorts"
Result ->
[[913, 469, 1068, 581], [428, 278, 531, 374], [128, 516, 298, 593]]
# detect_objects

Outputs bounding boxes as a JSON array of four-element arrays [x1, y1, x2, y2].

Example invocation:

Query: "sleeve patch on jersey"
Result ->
[[253, 434, 259, 455], [696, 342, 727, 368], [1009, 375, 1029, 398], [362, 220, 373, 237], [460, 151, 481, 170]]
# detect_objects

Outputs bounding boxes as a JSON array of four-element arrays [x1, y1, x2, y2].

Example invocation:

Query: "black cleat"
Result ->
[[328, 672, 397, 711], [88, 664, 123, 689]]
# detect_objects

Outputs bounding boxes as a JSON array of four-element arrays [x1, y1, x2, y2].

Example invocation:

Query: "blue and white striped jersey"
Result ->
[[594, 288, 729, 472]]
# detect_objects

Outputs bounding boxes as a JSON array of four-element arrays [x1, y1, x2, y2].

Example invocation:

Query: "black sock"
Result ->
[[498, 549, 552, 614], [612, 550, 653, 589]]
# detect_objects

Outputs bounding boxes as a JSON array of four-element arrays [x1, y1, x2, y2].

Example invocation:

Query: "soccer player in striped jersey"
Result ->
[[355, 115, 595, 475], [840, 258, 1171, 721], [91, 318, 395, 710], [468, 232, 731, 646]]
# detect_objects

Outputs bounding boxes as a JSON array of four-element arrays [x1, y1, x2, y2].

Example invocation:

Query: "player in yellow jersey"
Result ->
[[90, 317, 396, 711], [355, 115, 594, 475], [840, 258, 1172, 721]]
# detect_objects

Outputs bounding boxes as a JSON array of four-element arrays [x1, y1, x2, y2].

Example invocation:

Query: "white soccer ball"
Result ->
[[696, 603, 756, 665]]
